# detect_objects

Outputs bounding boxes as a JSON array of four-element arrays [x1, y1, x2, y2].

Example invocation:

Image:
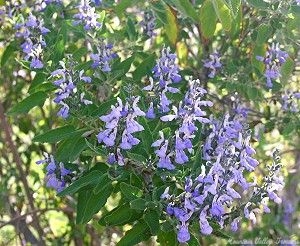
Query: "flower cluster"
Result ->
[[161, 114, 262, 243], [203, 52, 222, 78], [73, 0, 102, 30], [15, 13, 50, 69], [36, 153, 72, 192], [281, 90, 300, 112], [140, 11, 156, 38], [152, 79, 213, 170], [90, 43, 118, 72], [51, 59, 92, 118], [144, 47, 181, 115], [97, 97, 145, 166], [256, 43, 288, 88]]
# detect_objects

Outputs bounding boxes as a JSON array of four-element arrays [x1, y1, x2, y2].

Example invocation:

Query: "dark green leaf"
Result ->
[[126, 152, 147, 163], [58, 170, 103, 196], [104, 203, 134, 226], [8, 91, 47, 115], [28, 73, 47, 93], [132, 54, 156, 81], [116, 221, 151, 246], [144, 210, 160, 235], [76, 182, 113, 224], [33, 125, 76, 143], [130, 198, 147, 211], [120, 182, 143, 201], [157, 230, 177, 246]]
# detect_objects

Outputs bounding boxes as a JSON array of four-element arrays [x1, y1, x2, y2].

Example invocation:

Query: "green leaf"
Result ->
[[91, 98, 117, 117], [132, 54, 156, 81], [8, 91, 47, 115], [28, 73, 47, 93], [120, 182, 143, 201], [170, 0, 199, 22], [33, 125, 76, 143], [127, 18, 137, 41], [281, 57, 294, 83], [104, 203, 134, 226], [116, 221, 151, 246], [1, 41, 17, 67], [130, 198, 147, 211], [152, 2, 168, 24], [164, 5, 179, 45], [212, 0, 232, 31], [144, 210, 160, 235], [227, 0, 241, 16], [139, 117, 154, 155], [188, 234, 200, 246], [126, 152, 147, 163], [116, 0, 138, 16], [58, 170, 103, 196], [157, 230, 177, 246], [256, 24, 273, 44], [112, 55, 135, 77], [246, 0, 269, 9], [56, 135, 87, 162], [93, 173, 111, 194], [200, 0, 217, 38], [76, 182, 113, 224]]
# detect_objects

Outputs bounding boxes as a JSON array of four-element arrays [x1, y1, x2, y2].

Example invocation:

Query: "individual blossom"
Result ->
[[90, 42, 118, 72], [36, 153, 72, 192], [73, 0, 102, 30], [97, 97, 145, 166], [281, 90, 300, 112], [140, 10, 156, 38], [51, 59, 92, 118], [256, 43, 288, 88], [143, 47, 181, 115], [203, 52, 222, 78], [14, 13, 50, 69]]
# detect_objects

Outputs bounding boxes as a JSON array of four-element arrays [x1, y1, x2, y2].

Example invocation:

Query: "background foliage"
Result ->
[[0, 0, 299, 245]]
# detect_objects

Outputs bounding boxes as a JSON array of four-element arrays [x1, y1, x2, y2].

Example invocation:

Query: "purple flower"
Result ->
[[199, 207, 213, 235], [203, 52, 222, 78], [15, 13, 49, 69], [177, 225, 190, 243], [140, 11, 156, 38], [51, 60, 93, 118], [153, 79, 213, 169], [90, 42, 117, 72], [281, 90, 300, 112], [36, 153, 72, 193], [153, 47, 181, 85], [256, 43, 288, 88], [143, 47, 181, 115], [146, 102, 156, 119], [231, 217, 240, 232], [97, 97, 145, 165], [73, 0, 102, 30]]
